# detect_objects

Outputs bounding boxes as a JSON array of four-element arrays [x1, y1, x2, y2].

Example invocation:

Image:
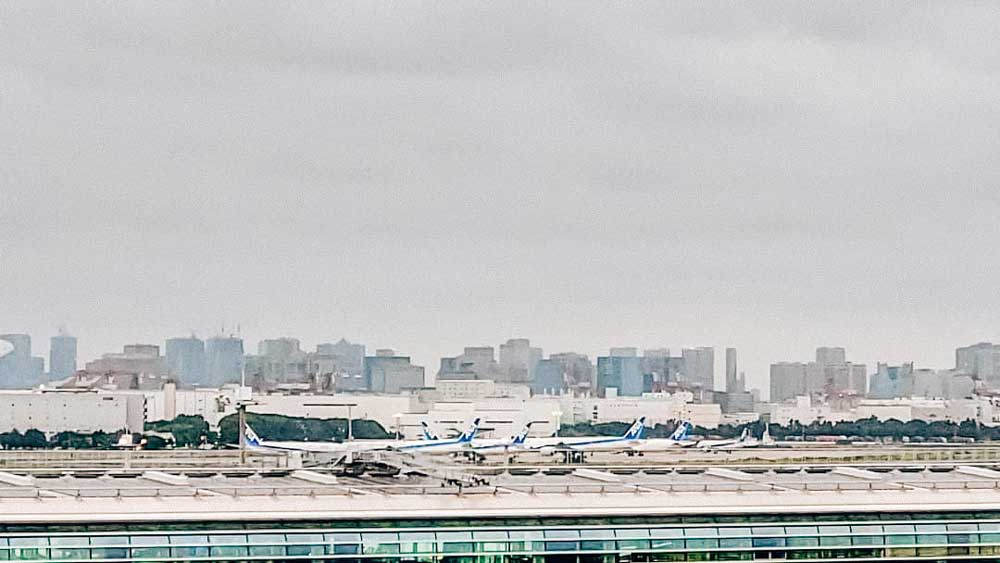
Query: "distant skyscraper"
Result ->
[[166, 336, 206, 385], [49, 333, 77, 380], [499, 338, 543, 383], [681, 347, 715, 390], [205, 336, 244, 386], [816, 347, 847, 367], [770, 362, 807, 402], [0, 334, 39, 389], [315, 338, 366, 375], [725, 348, 739, 393], [956, 342, 1000, 385], [362, 353, 425, 394], [597, 354, 643, 397]]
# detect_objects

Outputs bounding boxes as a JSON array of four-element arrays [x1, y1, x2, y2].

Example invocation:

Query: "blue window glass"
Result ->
[[209, 534, 248, 558], [400, 531, 437, 553], [169, 534, 210, 557], [9, 537, 49, 560], [286, 533, 326, 557], [248, 532, 286, 556], [915, 524, 947, 546], [648, 528, 684, 550], [947, 523, 978, 544], [363, 532, 400, 555], [473, 530, 509, 552], [752, 527, 785, 548], [49, 537, 89, 560], [580, 528, 615, 551]]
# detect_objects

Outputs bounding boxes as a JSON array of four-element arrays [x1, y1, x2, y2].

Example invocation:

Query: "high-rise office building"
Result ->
[[315, 339, 366, 375], [205, 336, 244, 386], [725, 348, 740, 393], [362, 353, 425, 394], [597, 354, 643, 397], [166, 336, 206, 385], [956, 342, 1000, 385], [681, 347, 715, 390], [0, 334, 42, 389], [816, 347, 847, 367], [499, 338, 543, 383], [49, 333, 77, 380]]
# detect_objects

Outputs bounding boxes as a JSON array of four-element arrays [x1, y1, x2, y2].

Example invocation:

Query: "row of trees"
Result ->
[[217, 413, 391, 444], [561, 417, 996, 442]]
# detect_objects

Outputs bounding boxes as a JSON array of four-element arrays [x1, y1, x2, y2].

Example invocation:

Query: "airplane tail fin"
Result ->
[[244, 425, 262, 447], [624, 417, 646, 440], [512, 422, 533, 446], [739, 427, 749, 442], [459, 417, 481, 443], [670, 421, 690, 441], [420, 421, 440, 441]]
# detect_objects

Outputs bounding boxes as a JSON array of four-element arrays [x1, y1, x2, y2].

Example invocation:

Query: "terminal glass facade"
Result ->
[[4, 512, 1000, 562]]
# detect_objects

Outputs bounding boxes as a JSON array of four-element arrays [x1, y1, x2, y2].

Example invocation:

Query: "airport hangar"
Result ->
[[6, 460, 1000, 562]]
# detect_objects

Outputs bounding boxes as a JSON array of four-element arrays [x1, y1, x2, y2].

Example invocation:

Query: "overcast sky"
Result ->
[[2, 3, 999, 393]]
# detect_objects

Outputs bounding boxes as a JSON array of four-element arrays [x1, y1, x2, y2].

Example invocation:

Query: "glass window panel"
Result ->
[[364, 533, 401, 555], [328, 532, 363, 543], [169, 534, 210, 558], [508, 531, 544, 540], [616, 529, 651, 538], [852, 536, 884, 546], [581, 540, 616, 551], [333, 544, 360, 555], [850, 525, 882, 535], [400, 531, 438, 553], [685, 539, 718, 549], [545, 541, 579, 551], [719, 528, 751, 538], [785, 536, 819, 547], [442, 542, 474, 553], [49, 537, 89, 561], [649, 529, 683, 539], [885, 535, 915, 546], [131, 535, 168, 546], [752, 537, 785, 548], [480, 541, 510, 552], [948, 533, 977, 545], [818, 535, 850, 547], [817, 525, 850, 536], [473, 531, 509, 541], [580, 529, 616, 539], [979, 523, 1000, 532], [948, 523, 978, 532], [884, 524, 915, 534], [683, 528, 718, 537], [916, 524, 947, 534], [786, 526, 818, 536], [209, 534, 248, 558], [248, 533, 286, 556], [544, 530, 580, 540], [287, 543, 326, 557], [752, 527, 784, 537], [917, 534, 948, 545], [719, 538, 752, 548], [8, 537, 48, 561], [437, 531, 473, 541]]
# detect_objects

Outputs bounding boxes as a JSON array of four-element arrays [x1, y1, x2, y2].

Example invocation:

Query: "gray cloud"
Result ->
[[2, 2, 998, 391]]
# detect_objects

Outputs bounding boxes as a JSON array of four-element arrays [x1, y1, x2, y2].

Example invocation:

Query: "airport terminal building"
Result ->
[[4, 457, 1000, 562]]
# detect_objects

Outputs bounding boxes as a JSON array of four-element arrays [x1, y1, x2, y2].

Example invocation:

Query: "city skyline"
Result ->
[[3, 4, 999, 397], [3, 324, 998, 397]]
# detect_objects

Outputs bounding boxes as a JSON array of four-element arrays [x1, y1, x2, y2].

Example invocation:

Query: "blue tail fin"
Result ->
[[244, 425, 262, 447], [458, 418, 481, 443], [420, 421, 440, 441], [624, 417, 646, 440], [670, 421, 690, 441], [512, 422, 532, 446]]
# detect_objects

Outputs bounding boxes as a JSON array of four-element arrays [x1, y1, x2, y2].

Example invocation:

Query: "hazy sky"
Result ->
[[2, 3, 999, 394]]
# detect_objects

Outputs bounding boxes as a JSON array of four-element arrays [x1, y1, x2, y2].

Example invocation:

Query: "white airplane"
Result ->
[[696, 427, 763, 450], [469, 423, 534, 454], [244, 418, 481, 455], [528, 417, 647, 453], [628, 421, 696, 452]]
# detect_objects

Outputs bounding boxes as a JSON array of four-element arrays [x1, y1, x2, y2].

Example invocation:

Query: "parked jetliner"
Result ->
[[628, 421, 696, 452], [697, 427, 764, 450], [469, 423, 534, 453], [244, 418, 481, 455], [528, 417, 647, 453]]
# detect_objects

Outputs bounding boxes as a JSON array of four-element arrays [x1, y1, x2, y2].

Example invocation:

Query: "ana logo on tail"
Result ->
[[670, 421, 690, 441], [244, 425, 262, 447], [458, 418, 481, 443], [420, 421, 441, 441], [512, 422, 533, 446], [625, 417, 646, 440]]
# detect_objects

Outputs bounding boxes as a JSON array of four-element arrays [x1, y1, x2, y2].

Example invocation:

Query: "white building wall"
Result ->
[[0, 391, 145, 434]]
